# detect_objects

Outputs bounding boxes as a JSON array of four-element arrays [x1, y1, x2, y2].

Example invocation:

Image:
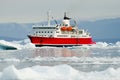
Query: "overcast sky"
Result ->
[[0, 0, 120, 23]]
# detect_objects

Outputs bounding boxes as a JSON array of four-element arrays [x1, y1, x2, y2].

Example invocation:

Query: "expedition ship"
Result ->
[[28, 13, 95, 47]]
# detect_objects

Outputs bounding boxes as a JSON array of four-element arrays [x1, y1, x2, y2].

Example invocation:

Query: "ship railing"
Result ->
[[32, 24, 57, 27]]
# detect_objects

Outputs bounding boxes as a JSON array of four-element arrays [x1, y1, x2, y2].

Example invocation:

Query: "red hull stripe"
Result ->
[[28, 35, 95, 45]]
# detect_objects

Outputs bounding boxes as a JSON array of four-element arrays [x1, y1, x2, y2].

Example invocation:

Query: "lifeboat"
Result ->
[[61, 26, 67, 31], [67, 26, 73, 31]]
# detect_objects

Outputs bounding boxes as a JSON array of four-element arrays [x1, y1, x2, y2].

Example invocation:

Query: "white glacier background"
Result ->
[[0, 39, 120, 80]]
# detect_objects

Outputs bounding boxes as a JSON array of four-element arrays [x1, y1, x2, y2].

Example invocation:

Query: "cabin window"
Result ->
[[56, 28, 58, 30], [57, 35, 68, 37], [71, 35, 75, 37], [63, 24, 68, 26], [65, 24, 68, 26], [79, 31, 83, 34], [56, 31, 59, 33]]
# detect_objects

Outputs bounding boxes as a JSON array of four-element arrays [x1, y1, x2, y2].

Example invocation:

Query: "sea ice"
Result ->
[[0, 64, 120, 80]]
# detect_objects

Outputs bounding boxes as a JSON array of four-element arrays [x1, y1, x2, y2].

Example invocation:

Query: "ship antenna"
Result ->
[[47, 11, 51, 26], [64, 12, 70, 20], [64, 12, 66, 18], [64, 12, 67, 19]]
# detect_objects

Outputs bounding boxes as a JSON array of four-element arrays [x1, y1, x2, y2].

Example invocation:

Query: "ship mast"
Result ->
[[47, 11, 51, 26]]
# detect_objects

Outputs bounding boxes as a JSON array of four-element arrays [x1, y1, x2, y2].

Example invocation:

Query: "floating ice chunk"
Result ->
[[3, 58, 20, 62], [116, 41, 120, 47], [0, 65, 80, 80], [91, 42, 109, 48], [0, 39, 35, 50], [11, 39, 35, 49], [0, 65, 43, 80], [18, 67, 42, 80], [0, 40, 17, 50], [31, 64, 80, 80], [0, 65, 19, 80], [1, 65, 120, 80]]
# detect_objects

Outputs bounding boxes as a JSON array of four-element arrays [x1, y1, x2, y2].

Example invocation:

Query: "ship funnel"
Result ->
[[64, 12, 70, 20], [63, 12, 70, 26]]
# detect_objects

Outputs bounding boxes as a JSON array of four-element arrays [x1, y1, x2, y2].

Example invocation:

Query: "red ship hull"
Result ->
[[28, 35, 95, 47]]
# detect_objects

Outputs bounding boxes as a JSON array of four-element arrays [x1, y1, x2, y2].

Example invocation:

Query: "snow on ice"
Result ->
[[0, 65, 120, 80]]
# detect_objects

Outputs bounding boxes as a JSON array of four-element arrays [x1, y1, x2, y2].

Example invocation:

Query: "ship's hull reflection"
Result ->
[[33, 47, 91, 57]]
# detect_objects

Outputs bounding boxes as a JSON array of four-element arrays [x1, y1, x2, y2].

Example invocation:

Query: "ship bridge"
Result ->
[[32, 25, 57, 37]]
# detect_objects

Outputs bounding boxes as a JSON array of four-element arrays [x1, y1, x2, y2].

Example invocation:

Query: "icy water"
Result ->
[[0, 40, 120, 80]]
